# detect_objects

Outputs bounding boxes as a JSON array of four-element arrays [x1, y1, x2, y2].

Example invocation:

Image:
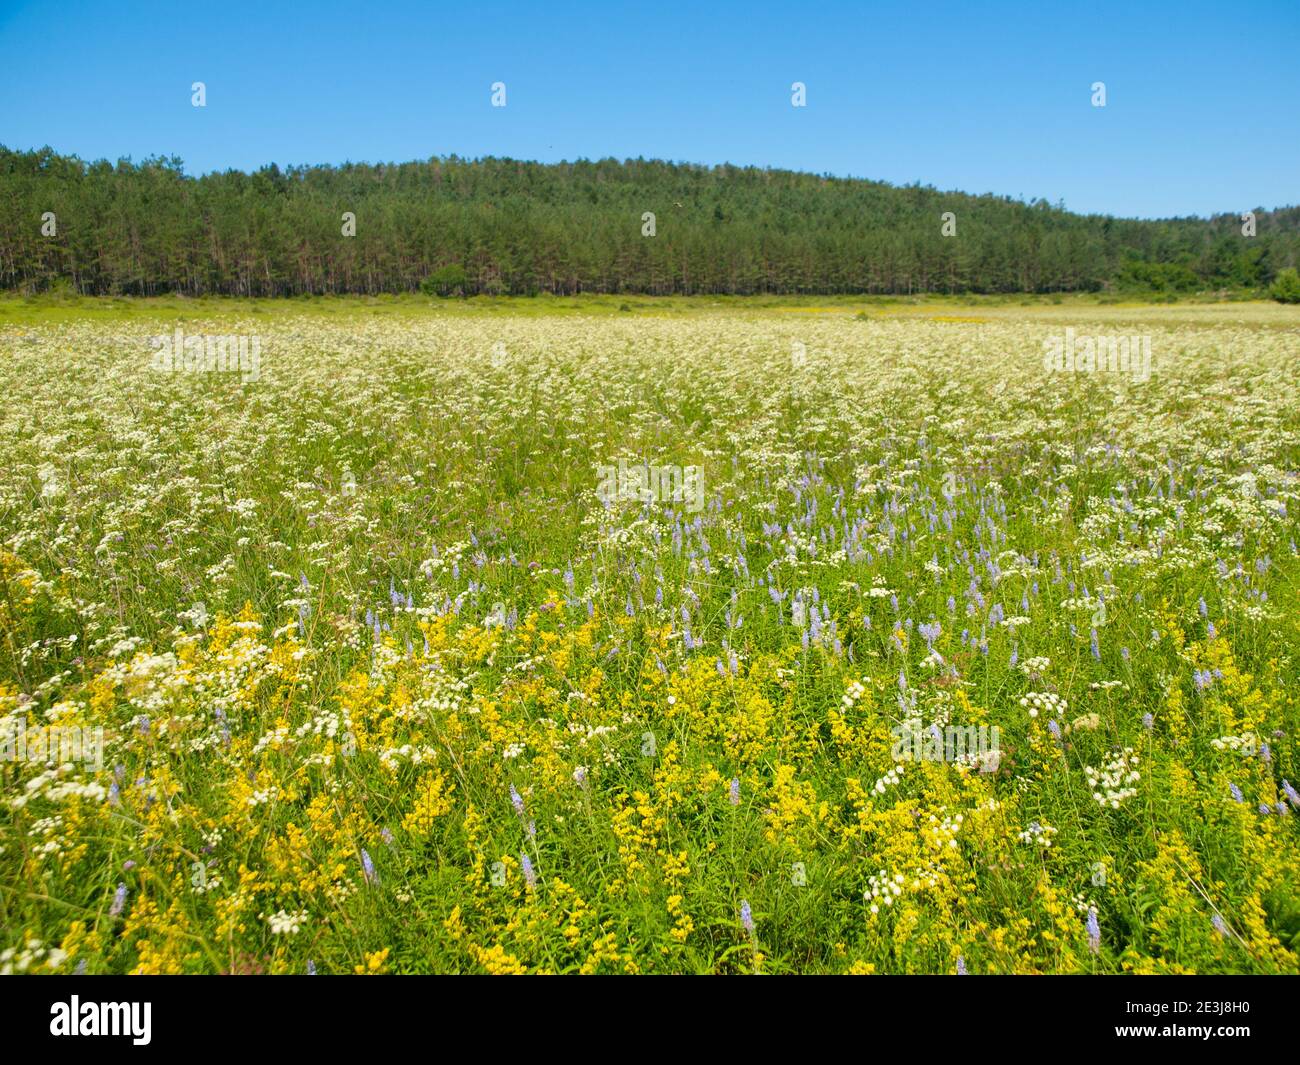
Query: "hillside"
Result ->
[[2, 146, 1297, 297]]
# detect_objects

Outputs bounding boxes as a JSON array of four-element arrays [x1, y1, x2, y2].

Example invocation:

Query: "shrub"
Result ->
[[419, 264, 469, 297], [1268, 267, 1300, 303]]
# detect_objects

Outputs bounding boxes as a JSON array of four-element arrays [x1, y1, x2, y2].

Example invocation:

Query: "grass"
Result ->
[[2, 289, 1293, 327], [0, 298, 1298, 974]]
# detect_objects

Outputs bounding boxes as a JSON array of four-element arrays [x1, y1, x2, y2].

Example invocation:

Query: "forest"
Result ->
[[2, 145, 1297, 297]]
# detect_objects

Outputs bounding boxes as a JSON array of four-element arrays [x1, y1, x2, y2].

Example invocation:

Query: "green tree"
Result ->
[[3, 145, 1299, 298], [1268, 267, 1300, 303], [420, 263, 468, 297]]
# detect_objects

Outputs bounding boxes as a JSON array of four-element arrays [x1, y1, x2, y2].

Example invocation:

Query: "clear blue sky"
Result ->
[[1, 0, 1296, 219]]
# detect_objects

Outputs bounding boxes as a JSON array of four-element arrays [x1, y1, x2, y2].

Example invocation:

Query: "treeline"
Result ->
[[2, 145, 1297, 297]]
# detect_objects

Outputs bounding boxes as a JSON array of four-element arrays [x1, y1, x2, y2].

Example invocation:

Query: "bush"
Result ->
[[1116, 257, 1201, 294], [419, 264, 469, 297], [1268, 267, 1300, 303]]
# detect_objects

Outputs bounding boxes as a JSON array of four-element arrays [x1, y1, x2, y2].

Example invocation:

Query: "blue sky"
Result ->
[[1, 0, 1296, 219]]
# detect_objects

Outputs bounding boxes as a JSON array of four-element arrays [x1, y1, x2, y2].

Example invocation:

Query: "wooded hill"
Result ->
[[3, 145, 1297, 297]]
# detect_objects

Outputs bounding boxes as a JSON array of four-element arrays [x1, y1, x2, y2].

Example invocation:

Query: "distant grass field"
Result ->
[[2, 290, 1293, 326], [1, 298, 1298, 974]]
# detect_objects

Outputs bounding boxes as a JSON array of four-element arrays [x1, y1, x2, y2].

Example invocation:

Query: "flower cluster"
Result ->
[[1020, 691, 1067, 719], [1085, 749, 1141, 809]]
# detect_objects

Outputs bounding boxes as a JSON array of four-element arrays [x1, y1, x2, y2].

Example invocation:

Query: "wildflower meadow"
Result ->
[[1, 297, 1298, 975]]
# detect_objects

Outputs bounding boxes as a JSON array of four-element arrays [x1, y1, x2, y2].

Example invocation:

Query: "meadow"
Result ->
[[1, 296, 1299, 974]]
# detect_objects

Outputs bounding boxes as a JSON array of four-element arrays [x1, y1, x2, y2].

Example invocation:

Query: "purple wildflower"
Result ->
[[110, 883, 128, 916]]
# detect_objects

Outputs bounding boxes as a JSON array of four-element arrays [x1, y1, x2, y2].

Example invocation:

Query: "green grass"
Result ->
[[0, 299, 1298, 974], [1, 289, 1289, 327]]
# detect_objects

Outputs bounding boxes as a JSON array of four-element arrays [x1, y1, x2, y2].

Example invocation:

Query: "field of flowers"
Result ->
[[2, 299, 1299, 974]]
